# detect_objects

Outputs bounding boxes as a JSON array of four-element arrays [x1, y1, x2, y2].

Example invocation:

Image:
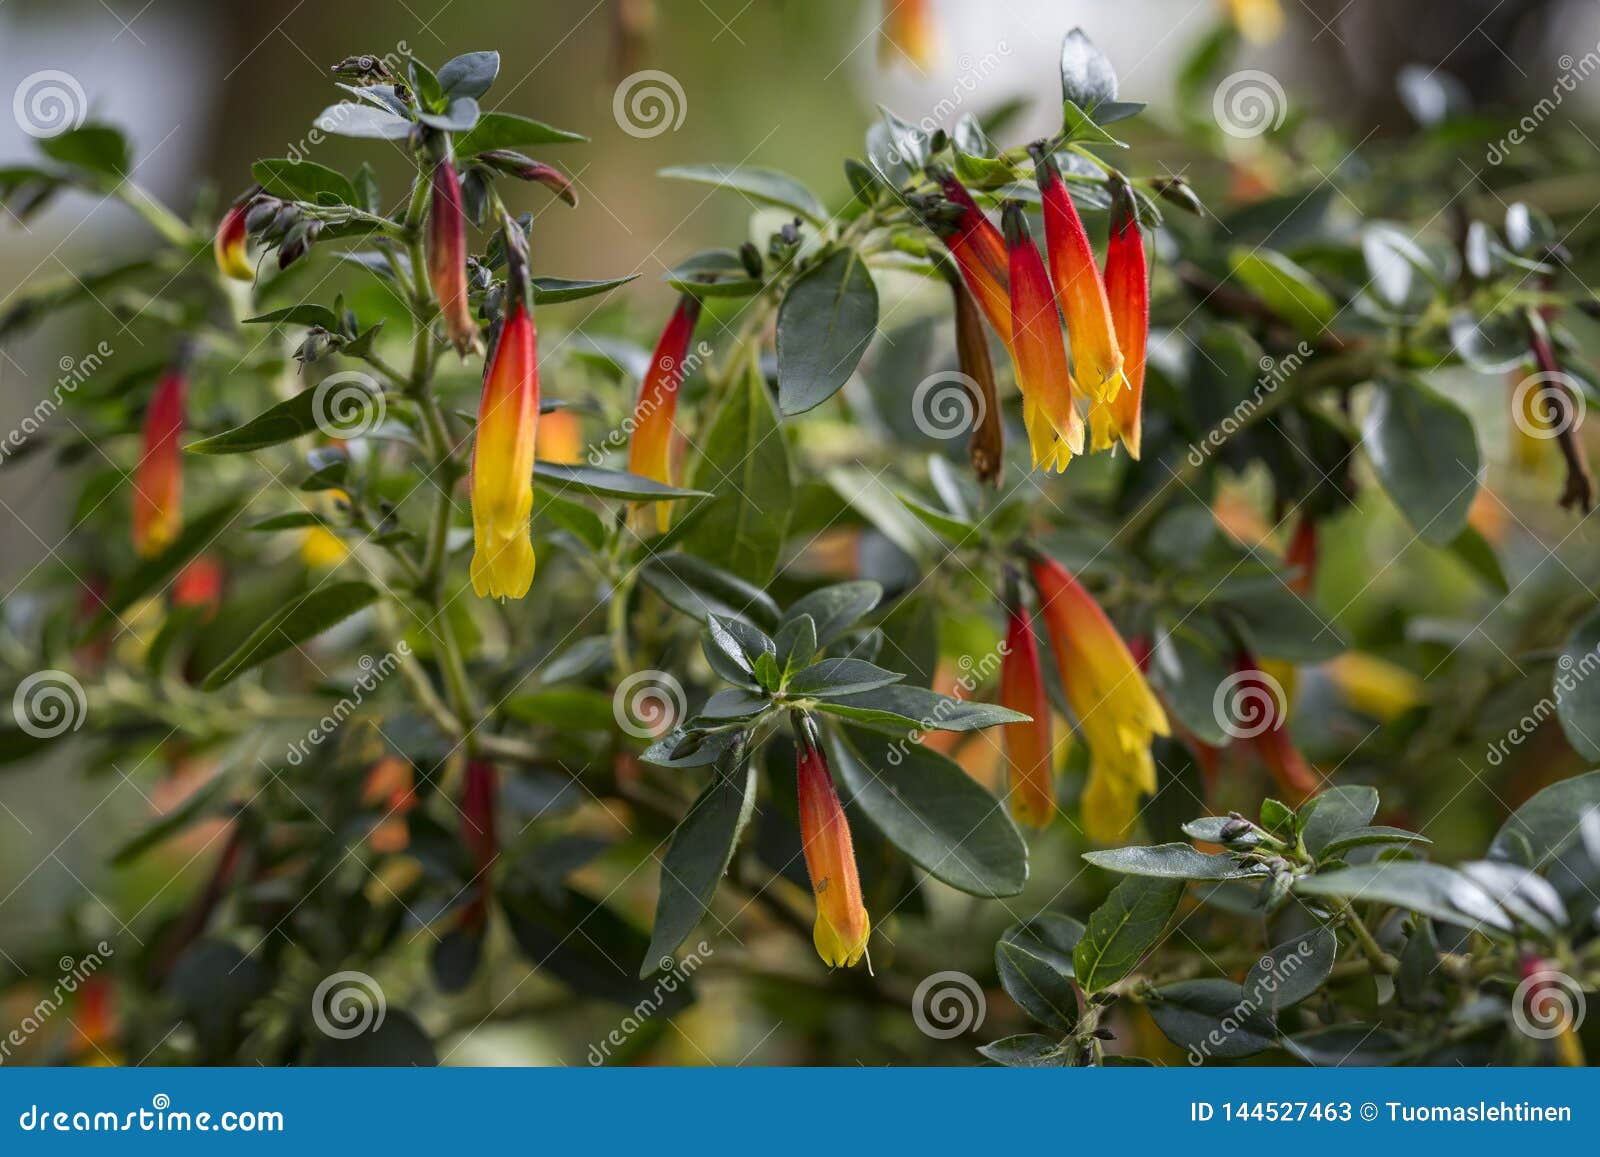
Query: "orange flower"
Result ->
[[469, 297, 540, 600], [1032, 147, 1125, 412], [627, 294, 701, 534], [999, 597, 1054, 828], [1004, 202, 1083, 472], [427, 160, 484, 358], [362, 755, 416, 855], [535, 408, 583, 465], [133, 366, 185, 557], [213, 201, 252, 281], [880, 0, 937, 70], [1097, 179, 1148, 458], [1030, 553, 1169, 841], [796, 719, 870, 968]]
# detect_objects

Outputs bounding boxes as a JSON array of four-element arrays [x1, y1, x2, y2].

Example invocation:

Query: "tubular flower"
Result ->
[[427, 160, 484, 358], [796, 724, 870, 968], [936, 175, 1011, 344], [950, 277, 1004, 485], [1004, 202, 1084, 472], [461, 759, 499, 930], [1033, 148, 1125, 408], [133, 366, 186, 557], [1030, 554, 1169, 842], [213, 201, 253, 281], [999, 599, 1054, 828], [627, 294, 702, 534], [1097, 180, 1149, 458], [469, 298, 540, 600], [1233, 655, 1319, 801], [880, 0, 938, 70]]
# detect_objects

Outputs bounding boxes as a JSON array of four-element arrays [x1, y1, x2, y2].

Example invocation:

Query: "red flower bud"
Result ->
[[461, 759, 499, 930], [428, 160, 484, 358], [627, 294, 701, 533], [1000, 599, 1053, 828], [796, 724, 870, 968], [1098, 180, 1149, 458], [133, 367, 185, 557]]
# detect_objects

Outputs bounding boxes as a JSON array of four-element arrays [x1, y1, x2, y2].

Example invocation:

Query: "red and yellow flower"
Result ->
[[213, 200, 253, 282], [880, 0, 938, 70], [469, 289, 540, 601], [1030, 553, 1169, 841], [796, 719, 870, 968], [935, 175, 1011, 342], [627, 293, 701, 534], [133, 365, 185, 557], [1004, 202, 1084, 472], [1096, 179, 1148, 458], [427, 160, 484, 358], [999, 595, 1054, 828]]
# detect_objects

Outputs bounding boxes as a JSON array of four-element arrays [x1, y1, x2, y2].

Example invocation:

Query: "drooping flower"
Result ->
[[999, 596, 1054, 828], [427, 160, 484, 358], [133, 366, 186, 557], [1029, 553, 1169, 842], [461, 759, 499, 931], [627, 293, 701, 534], [934, 174, 1011, 345], [213, 200, 253, 281], [478, 151, 578, 206], [796, 718, 870, 968], [950, 276, 1004, 485], [469, 293, 540, 600], [1096, 179, 1148, 458], [172, 556, 224, 618], [1032, 146, 1125, 410], [1004, 202, 1084, 472], [880, 0, 938, 70]]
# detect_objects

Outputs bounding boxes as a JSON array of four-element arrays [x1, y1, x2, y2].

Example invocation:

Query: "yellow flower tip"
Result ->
[[1081, 770, 1138, 844], [470, 531, 535, 600], [214, 203, 253, 282], [812, 905, 871, 969]]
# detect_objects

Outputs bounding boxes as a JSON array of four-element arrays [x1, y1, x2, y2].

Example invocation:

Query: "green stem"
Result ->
[[116, 182, 199, 249]]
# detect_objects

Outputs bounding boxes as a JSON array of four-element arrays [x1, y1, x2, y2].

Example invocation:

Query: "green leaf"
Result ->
[[502, 688, 616, 731], [1148, 621, 1233, 745], [200, 582, 380, 689], [977, 1034, 1068, 1067], [665, 249, 763, 298], [1219, 585, 1347, 663], [1447, 525, 1509, 594], [1058, 27, 1118, 112], [832, 727, 1027, 897], [1285, 1024, 1408, 1067], [532, 274, 638, 304], [786, 658, 902, 697], [782, 581, 882, 646], [995, 940, 1079, 1032], [1300, 785, 1379, 855], [1363, 223, 1435, 310], [315, 103, 414, 140], [536, 492, 606, 552], [418, 97, 480, 132], [811, 684, 1027, 733], [1362, 378, 1480, 543], [775, 615, 818, 675], [1555, 616, 1600, 763], [775, 248, 879, 416], [1228, 248, 1336, 339], [1318, 826, 1432, 859], [1242, 925, 1338, 1015], [243, 304, 341, 330], [85, 499, 247, 636], [639, 554, 781, 630], [642, 752, 757, 975], [1489, 769, 1600, 864], [1291, 862, 1513, 934], [39, 124, 130, 177], [678, 364, 792, 584], [187, 382, 373, 455], [658, 163, 826, 224], [1148, 979, 1277, 1059], [1082, 844, 1264, 881], [248, 512, 328, 532], [456, 112, 586, 154], [532, 460, 708, 501], [251, 158, 358, 207], [1073, 875, 1184, 993]]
